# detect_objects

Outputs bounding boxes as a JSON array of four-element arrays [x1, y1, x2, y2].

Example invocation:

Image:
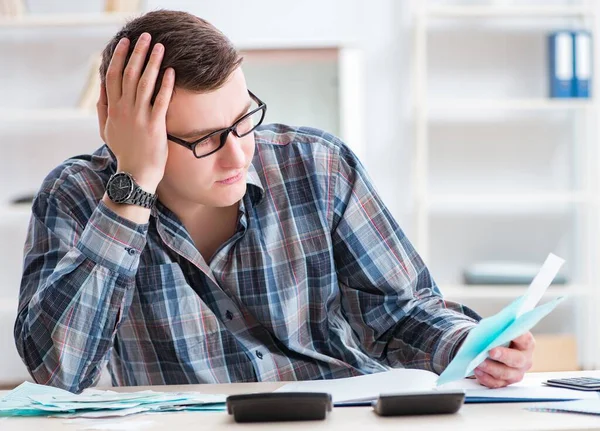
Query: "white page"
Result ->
[[275, 369, 438, 403], [277, 369, 596, 404], [517, 253, 565, 317]]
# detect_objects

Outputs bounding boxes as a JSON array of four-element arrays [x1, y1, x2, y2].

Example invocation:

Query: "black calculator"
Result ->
[[545, 377, 600, 391]]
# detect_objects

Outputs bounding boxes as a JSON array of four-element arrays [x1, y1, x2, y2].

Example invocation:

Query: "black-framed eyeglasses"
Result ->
[[166, 90, 267, 159]]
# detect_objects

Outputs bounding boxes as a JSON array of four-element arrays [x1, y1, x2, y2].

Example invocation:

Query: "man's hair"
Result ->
[[99, 9, 243, 101]]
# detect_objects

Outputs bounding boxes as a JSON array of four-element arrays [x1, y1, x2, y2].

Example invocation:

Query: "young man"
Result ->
[[14, 10, 535, 393]]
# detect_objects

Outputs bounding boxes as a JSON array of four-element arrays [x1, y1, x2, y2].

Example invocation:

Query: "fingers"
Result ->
[[136, 42, 164, 105], [97, 83, 108, 143], [105, 37, 130, 103], [489, 333, 534, 371], [472, 335, 534, 389], [476, 358, 525, 385], [474, 367, 508, 389], [510, 332, 536, 352], [122, 32, 152, 103], [151, 67, 175, 120], [489, 346, 530, 370]]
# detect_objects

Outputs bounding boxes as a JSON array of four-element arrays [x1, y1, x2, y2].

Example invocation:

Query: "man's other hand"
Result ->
[[473, 332, 535, 388]]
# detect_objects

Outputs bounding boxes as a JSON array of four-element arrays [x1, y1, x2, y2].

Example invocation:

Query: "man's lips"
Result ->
[[217, 171, 243, 184]]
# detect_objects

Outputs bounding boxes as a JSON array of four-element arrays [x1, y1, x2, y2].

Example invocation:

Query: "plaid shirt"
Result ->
[[15, 124, 480, 393]]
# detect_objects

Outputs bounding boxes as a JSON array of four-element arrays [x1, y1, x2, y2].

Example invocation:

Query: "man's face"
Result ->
[[161, 67, 256, 208]]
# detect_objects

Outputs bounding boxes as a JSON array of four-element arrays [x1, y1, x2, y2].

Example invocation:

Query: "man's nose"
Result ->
[[219, 130, 246, 167]]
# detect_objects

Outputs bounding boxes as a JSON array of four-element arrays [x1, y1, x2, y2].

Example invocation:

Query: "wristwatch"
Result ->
[[106, 172, 157, 209]]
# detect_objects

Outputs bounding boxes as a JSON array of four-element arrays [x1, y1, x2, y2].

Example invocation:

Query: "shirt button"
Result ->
[[225, 310, 234, 321], [125, 247, 136, 255], [255, 350, 263, 360]]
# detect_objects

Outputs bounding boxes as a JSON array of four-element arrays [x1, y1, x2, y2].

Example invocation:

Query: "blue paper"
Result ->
[[0, 381, 74, 416], [437, 295, 566, 386]]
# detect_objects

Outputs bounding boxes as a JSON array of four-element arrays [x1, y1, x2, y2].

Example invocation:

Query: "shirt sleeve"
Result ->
[[14, 189, 148, 393], [330, 144, 481, 375]]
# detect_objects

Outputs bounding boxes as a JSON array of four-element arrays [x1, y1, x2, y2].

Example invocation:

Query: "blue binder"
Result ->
[[548, 31, 575, 98], [573, 30, 592, 98]]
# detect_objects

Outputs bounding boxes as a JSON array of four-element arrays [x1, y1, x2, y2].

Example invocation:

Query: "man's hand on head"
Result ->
[[97, 32, 175, 193], [473, 332, 536, 389]]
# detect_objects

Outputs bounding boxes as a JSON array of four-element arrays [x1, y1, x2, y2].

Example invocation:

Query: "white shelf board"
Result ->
[[0, 13, 354, 52], [241, 46, 340, 62], [426, 192, 592, 209], [0, 12, 134, 27], [426, 98, 596, 112], [238, 40, 355, 51], [426, 5, 594, 18], [441, 284, 584, 300], [0, 108, 95, 122]]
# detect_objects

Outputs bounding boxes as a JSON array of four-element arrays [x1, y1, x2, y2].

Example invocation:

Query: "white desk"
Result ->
[[1, 371, 600, 430]]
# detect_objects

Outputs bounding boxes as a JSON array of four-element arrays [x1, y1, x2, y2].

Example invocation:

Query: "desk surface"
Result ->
[[2, 370, 600, 431]]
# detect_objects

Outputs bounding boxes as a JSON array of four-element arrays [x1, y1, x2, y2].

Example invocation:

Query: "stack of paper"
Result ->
[[0, 381, 226, 418]]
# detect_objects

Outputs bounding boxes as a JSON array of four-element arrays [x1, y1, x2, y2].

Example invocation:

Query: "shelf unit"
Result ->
[[413, 1, 599, 282], [0, 4, 142, 389], [413, 1, 600, 369], [0, 45, 365, 159], [0, 12, 133, 27]]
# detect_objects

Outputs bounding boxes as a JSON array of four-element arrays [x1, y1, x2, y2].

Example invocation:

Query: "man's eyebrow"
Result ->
[[177, 99, 253, 139]]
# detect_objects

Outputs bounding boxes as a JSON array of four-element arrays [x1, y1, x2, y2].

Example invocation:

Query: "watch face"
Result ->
[[107, 173, 134, 203]]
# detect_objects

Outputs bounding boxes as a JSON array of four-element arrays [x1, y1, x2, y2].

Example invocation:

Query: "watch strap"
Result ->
[[124, 185, 157, 209]]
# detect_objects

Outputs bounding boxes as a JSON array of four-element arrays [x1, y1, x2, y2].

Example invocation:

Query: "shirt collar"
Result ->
[[245, 162, 264, 208]]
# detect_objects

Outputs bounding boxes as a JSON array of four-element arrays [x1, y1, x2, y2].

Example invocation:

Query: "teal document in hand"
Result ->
[[437, 254, 566, 386]]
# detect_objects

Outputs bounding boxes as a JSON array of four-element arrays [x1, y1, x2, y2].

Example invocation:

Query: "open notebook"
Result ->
[[276, 368, 599, 405]]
